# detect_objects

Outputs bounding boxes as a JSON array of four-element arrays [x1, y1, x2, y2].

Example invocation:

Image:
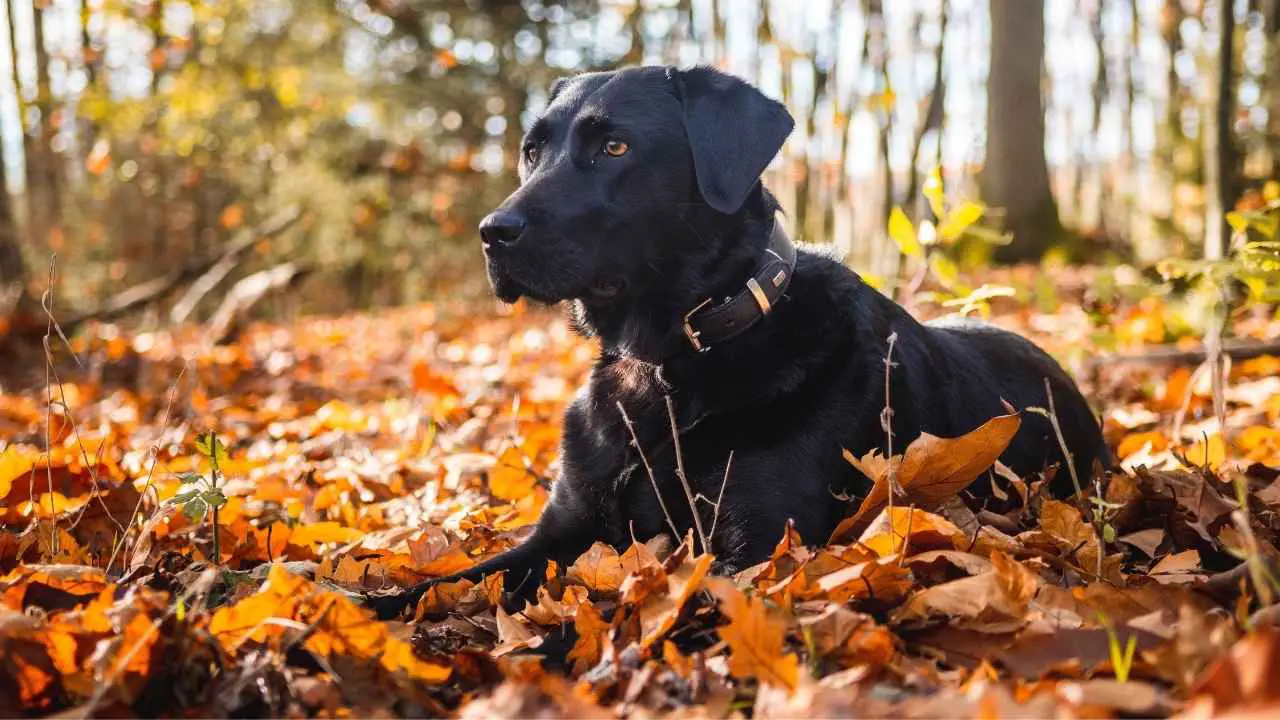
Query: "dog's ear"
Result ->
[[548, 76, 570, 104], [673, 66, 794, 214]]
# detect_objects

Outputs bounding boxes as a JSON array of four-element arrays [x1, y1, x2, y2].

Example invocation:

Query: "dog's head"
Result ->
[[479, 66, 794, 306]]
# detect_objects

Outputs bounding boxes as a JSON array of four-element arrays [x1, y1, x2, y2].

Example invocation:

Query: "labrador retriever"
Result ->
[[371, 65, 1104, 617]]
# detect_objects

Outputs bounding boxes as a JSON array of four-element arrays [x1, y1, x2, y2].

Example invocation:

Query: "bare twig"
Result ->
[[105, 366, 186, 577], [618, 402, 682, 545], [1029, 378, 1103, 579], [707, 450, 733, 544], [880, 332, 902, 501], [40, 258, 59, 554], [665, 394, 710, 554], [1171, 361, 1210, 450]]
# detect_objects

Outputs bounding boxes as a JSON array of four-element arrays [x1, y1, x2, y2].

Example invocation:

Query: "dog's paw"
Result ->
[[362, 580, 435, 621]]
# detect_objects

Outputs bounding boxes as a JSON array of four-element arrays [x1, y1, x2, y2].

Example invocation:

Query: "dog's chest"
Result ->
[[576, 358, 726, 546]]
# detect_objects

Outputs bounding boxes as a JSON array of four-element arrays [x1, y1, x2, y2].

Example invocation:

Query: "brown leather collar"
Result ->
[[681, 219, 797, 352]]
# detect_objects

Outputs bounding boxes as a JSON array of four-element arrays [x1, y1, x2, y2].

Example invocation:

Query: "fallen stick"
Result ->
[[1091, 339, 1280, 367], [208, 261, 311, 344], [54, 206, 301, 334], [168, 206, 301, 324]]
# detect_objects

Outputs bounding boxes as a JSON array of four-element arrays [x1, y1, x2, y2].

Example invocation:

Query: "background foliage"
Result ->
[[1, 0, 1278, 320]]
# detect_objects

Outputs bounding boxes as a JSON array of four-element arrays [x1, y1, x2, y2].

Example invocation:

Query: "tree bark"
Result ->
[[983, 0, 1062, 261], [1204, 0, 1237, 259], [0, 129, 31, 316]]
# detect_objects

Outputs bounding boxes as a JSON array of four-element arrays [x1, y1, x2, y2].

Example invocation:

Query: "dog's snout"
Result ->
[[479, 210, 526, 247]]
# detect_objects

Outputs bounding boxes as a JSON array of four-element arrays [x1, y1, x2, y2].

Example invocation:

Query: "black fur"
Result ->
[[372, 66, 1105, 617]]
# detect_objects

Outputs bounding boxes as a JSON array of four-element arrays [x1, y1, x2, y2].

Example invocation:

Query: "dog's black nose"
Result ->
[[479, 210, 526, 247]]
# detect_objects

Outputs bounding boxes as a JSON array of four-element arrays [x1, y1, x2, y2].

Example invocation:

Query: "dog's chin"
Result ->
[[488, 271, 570, 306], [489, 268, 626, 307], [488, 272, 528, 304]]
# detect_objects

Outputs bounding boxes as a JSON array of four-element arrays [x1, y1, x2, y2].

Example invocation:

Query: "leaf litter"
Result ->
[[0, 297, 1279, 717]]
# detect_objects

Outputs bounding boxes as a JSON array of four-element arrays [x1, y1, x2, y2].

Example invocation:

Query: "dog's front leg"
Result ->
[[366, 481, 599, 619]]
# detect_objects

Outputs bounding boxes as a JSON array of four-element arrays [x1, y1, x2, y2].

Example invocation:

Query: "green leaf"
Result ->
[[937, 201, 985, 242], [202, 488, 228, 509], [962, 224, 1013, 246], [170, 490, 200, 505], [182, 498, 209, 522], [888, 207, 922, 258]]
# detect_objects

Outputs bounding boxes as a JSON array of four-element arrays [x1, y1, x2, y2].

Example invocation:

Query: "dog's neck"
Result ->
[[572, 186, 781, 364]]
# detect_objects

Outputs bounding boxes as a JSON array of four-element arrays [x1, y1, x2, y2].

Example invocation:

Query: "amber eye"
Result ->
[[603, 139, 629, 157]]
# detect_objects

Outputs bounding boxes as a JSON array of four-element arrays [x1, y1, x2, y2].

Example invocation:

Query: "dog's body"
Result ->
[[373, 66, 1104, 614]]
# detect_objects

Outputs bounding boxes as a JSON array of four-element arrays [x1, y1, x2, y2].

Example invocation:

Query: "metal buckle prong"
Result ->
[[682, 297, 713, 351]]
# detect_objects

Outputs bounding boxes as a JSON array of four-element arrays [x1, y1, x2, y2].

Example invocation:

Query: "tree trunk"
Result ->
[[29, 1, 61, 249], [0, 132, 30, 314], [983, 0, 1062, 262], [1204, 0, 1237, 259]]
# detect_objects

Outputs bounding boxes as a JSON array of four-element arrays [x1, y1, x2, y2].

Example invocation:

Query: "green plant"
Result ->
[[170, 432, 230, 563], [888, 167, 1014, 316], [1099, 613, 1138, 683]]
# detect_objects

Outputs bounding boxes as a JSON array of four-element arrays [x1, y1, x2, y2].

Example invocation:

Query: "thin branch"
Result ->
[[665, 394, 710, 554], [880, 332, 902, 499], [1029, 378, 1102, 579], [618, 402, 682, 544], [707, 450, 733, 544]]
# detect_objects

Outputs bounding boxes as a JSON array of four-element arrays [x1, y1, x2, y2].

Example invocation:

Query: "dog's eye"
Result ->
[[524, 145, 540, 164], [602, 139, 629, 157]]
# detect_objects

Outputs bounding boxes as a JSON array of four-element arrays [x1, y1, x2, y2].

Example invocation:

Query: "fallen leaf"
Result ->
[[707, 576, 800, 691], [831, 412, 1021, 542]]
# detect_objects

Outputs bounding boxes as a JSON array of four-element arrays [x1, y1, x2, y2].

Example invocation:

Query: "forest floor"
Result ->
[[2, 267, 1280, 718]]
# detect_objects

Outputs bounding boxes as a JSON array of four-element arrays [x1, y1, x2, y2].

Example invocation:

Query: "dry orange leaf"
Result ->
[[489, 447, 538, 502], [289, 522, 364, 547], [567, 542, 628, 593], [707, 576, 800, 692], [639, 552, 714, 647], [567, 600, 611, 673], [830, 412, 1021, 543], [893, 550, 1038, 633]]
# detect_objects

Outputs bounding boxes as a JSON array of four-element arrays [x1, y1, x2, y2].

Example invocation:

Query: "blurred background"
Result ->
[[0, 0, 1273, 326]]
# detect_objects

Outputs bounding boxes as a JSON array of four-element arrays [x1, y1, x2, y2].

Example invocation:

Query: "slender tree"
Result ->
[[983, 0, 1062, 261], [1204, 0, 1237, 259]]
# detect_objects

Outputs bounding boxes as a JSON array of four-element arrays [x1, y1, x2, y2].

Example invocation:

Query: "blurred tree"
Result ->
[[982, 0, 1062, 261], [1204, 0, 1237, 259], [0, 136, 30, 316]]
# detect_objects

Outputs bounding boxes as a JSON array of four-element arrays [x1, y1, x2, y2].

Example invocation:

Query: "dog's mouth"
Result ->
[[487, 255, 626, 306]]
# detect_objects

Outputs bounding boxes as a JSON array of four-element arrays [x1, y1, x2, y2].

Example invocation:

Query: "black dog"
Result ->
[[372, 66, 1103, 617]]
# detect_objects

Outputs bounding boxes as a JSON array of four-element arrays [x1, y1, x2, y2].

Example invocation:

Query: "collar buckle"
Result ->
[[682, 297, 713, 351]]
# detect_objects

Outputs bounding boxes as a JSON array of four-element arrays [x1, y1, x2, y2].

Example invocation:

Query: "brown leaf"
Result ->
[[1188, 628, 1280, 714], [797, 605, 896, 666], [492, 606, 543, 657], [1150, 548, 1204, 584], [639, 553, 713, 647], [707, 576, 800, 691], [831, 412, 1021, 542], [567, 542, 628, 593], [893, 551, 1037, 633], [567, 600, 610, 673]]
